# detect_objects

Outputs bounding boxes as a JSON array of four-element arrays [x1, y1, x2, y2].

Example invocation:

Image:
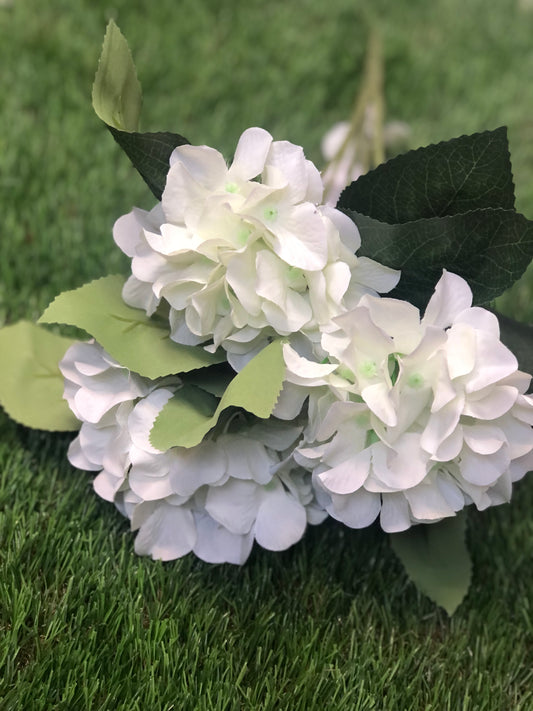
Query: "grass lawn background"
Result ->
[[1, 0, 533, 708]]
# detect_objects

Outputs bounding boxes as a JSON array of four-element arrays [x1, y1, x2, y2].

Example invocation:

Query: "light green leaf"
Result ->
[[390, 513, 472, 615], [0, 321, 79, 431], [39, 275, 224, 379], [92, 19, 142, 132], [150, 340, 285, 450]]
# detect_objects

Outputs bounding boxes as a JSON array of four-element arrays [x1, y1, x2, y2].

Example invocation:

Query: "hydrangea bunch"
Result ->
[[2, 21, 533, 613]]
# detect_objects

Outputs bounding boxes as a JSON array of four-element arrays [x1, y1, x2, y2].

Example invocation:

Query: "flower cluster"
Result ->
[[284, 271, 533, 531], [60, 341, 325, 563], [114, 127, 399, 370], [58, 128, 533, 564]]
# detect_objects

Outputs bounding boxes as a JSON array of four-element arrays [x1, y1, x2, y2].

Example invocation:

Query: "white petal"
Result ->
[[460, 446, 510, 486], [205, 478, 260, 534], [266, 203, 328, 270], [380, 493, 412, 532], [463, 385, 518, 420], [122, 275, 160, 315], [421, 396, 463, 454], [350, 257, 401, 296], [229, 127, 273, 182], [113, 210, 143, 257], [404, 482, 455, 521], [320, 205, 361, 252], [362, 382, 397, 427], [129, 473, 174, 501], [422, 270, 472, 328], [433, 426, 464, 462], [169, 442, 227, 496], [67, 434, 102, 471], [93, 470, 124, 502], [218, 434, 273, 484], [371, 435, 428, 490], [262, 139, 309, 203], [465, 332, 518, 393], [327, 488, 381, 528], [318, 448, 371, 495], [500, 416, 533, 458], [134, 502, 197, 561], [283, 343, 337, 385], [454, 306, 500, 336], [362, 296, 421, 350], [254, 482, 307, 551], [446, 323, 476, 379], [168, 143, 227, 191], [462, 424, 505, 455], [193, 510, 254, 564], [162, 161, 210, 226]]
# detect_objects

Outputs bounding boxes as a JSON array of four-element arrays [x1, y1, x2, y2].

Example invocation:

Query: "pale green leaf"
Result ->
[[39, 275, 224, 379], [390, 513, 472, 615], [92, 19, 142, 132], [150, 340, 285, 450], [0, 321, 79, 431]]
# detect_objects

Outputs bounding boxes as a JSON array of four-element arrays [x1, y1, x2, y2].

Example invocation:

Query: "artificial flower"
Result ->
[[285, 271, 533, 532], [60, 340, 325, 563], [113, 127, 399, 369]]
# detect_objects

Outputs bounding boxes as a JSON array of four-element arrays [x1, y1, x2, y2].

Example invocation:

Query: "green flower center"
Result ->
[[263, 206, 278, 221], [359, 360, 377, 378], [407, 372, 424, 389]]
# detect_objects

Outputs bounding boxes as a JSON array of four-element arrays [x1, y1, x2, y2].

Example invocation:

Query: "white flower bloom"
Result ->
[[114, 127, 399, 368], [61, 340, 324, 563], [122, 412, 324, 563], [290, 271, 533, 531]]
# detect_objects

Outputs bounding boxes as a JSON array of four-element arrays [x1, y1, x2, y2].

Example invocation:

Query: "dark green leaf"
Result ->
[[0, 321, 79, 431], [150, 339, 285, 450], [92, 22, 189, 199], [39, 275, 224, 379], [347, 208, 533, 309], [339, 127, 514, 222], [182, 363, 236, 397], [92, 20, 142, 133], [107, 127, 190, 200], [390, 513, 471, 615]]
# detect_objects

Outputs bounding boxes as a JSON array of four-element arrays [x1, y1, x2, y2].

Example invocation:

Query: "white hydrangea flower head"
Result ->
[[114, 127, 399, 369], [287, 271, 533, 532], [120, 404, 325, 564], [61, 340, 324, 563]]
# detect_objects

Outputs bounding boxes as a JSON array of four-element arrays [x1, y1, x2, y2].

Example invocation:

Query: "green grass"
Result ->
[[1, 0, 533, 708]]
